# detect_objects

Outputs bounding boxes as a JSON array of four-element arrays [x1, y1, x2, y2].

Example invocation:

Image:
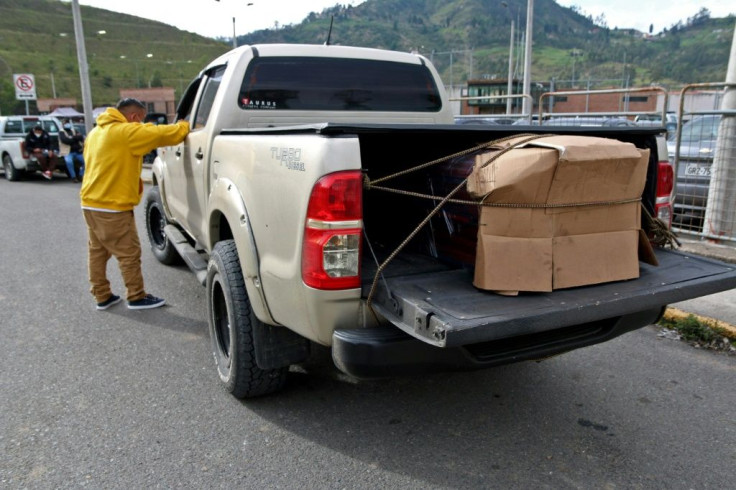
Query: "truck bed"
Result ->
[[363, 248, 736, 348]]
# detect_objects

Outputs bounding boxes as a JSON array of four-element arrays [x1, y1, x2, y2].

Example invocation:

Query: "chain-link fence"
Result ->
[[671, 83, 736, 242]]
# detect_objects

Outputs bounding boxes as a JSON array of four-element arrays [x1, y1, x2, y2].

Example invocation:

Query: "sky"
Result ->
[[68, 0, 734, 40]]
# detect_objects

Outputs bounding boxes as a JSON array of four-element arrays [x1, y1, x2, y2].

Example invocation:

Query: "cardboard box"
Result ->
[[468, 135, 652, 293]]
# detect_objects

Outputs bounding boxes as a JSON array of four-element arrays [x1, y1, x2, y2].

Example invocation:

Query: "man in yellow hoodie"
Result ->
[[81, 98, 190, 310]]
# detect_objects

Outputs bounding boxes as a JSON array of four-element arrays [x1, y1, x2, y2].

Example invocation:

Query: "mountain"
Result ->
[[239, 0, 734, 90], [0, 0, 732, 115]]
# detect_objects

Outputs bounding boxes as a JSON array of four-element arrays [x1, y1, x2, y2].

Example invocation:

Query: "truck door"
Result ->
[[163, 66, 225, 243]]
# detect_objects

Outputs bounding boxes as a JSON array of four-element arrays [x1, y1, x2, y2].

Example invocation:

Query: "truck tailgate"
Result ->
[[365, 248, 736, 348]]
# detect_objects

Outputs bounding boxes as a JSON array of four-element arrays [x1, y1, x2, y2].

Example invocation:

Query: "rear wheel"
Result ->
[[144, 186, 181, 265], [3, 154, 23, 181], [207, 240, 287, 398]]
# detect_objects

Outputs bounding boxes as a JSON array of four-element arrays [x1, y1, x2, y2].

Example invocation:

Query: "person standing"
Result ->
[[25, 124, 59, 180], [80, 98, 190, 310], [58, 119, 85, 182]]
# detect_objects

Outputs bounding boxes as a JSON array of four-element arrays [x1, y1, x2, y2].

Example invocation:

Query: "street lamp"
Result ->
[[215, 0, 253, 49]]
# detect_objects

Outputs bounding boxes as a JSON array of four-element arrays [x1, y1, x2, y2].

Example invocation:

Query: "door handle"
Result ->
[[175, 148, 181, 157], [195, 148, 204, 160]]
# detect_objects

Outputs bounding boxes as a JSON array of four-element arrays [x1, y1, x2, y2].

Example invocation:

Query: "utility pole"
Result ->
[[506, 20, 514, 114], [704, 22, 736, 241], [71, 0, 94, 134], [521, 0, 533, 117]]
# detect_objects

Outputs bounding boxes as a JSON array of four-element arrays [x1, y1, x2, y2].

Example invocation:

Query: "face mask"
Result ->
[[34, 131, 42, 137], [63, 124, 72, 130]]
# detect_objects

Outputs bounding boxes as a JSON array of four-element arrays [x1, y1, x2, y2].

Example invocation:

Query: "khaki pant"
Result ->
[[83, 210, 146, 303]]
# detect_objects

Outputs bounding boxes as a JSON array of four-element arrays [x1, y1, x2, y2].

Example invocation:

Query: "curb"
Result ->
[[663, 307, 736, 339]]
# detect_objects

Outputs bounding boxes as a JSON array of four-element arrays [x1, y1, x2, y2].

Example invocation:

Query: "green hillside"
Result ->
[[240, 0, 734, 91], [0, 0, 733, 115], [0, 0, 229, 114]]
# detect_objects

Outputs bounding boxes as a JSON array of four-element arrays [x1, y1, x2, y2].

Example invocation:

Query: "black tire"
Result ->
[[3, 154, 23, 182], [144, 186, 182, 265], [207, 240, 287, 398]]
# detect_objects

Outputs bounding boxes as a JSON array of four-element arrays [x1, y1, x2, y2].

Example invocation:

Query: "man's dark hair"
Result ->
[[116, 98, 146, 110]]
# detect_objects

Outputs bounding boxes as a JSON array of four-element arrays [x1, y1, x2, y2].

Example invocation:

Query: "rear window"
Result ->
[[238, 56, 442, 112], [3, 118, 39, 134]]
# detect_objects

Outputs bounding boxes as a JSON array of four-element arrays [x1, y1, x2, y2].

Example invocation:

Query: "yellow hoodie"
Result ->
[[80, 108, 190, 211]]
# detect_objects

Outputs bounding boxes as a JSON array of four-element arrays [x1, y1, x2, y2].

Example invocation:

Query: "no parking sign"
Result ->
[[14, 73, 36, 100]]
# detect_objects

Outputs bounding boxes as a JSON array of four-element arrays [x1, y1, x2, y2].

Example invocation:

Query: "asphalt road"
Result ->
[[1, 174, 735, 489]]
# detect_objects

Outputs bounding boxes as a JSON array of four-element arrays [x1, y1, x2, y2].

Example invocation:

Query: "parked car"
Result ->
[[636, 113, 678, 138], [1, 115, 64, 181], [540, 116, 638, 127], [453, 116, 500, 125], [667, 114, 721, 229], [143, 112, 168, 163]]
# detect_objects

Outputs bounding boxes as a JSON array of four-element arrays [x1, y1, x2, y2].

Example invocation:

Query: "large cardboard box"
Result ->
[[468, 135, 651, 293]]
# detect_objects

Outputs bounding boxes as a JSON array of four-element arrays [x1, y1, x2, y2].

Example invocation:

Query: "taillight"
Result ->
[[655, 160, 674, 227], [20, 141, 29, 159], [302, 171, 363, 290]]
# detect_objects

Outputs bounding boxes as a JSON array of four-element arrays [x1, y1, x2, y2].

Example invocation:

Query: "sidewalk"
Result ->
[[671, 236, 736, 328]]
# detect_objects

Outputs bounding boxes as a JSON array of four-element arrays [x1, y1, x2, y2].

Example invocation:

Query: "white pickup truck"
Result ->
[[145, 44, 736, 398], [0, 115, 63, 181]]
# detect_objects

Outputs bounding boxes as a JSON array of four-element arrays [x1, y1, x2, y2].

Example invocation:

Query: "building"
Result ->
[[119, 87, 176, 122], [458, 78, 662, 117], [459, 78, 524, 115], [37, 97, 78, 113]]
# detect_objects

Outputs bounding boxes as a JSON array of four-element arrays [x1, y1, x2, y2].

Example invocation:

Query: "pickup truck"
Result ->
[[145, 44, 736, 398], [1, 115, 64, 181]]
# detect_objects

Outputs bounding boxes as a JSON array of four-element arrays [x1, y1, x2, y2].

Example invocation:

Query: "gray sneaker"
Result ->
[[127, 294, 165, 310], [96, 294, 122, 311]]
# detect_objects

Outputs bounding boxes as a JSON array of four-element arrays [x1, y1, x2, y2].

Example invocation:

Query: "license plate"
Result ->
[[685, 163, 711, 177]]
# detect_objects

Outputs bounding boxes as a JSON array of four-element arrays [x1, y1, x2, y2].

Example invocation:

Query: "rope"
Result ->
[[364, 134, 552, 310], [367, 184, 642, 209], [367, 133, 548, 186], [643, 206, 681, 248]]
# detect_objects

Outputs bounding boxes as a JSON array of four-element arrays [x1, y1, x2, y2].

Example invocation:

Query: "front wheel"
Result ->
[[144, 186, 181, 265], [207, 240, 288, 398], [3, 154, 23, 181]]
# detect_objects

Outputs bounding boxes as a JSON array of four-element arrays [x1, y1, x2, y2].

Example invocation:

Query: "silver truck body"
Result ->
[[147, 44, 736, 398]]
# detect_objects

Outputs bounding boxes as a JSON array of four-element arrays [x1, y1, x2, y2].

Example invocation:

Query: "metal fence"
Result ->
[[450, 85, 736, 245], [671, 83, 736, 243]]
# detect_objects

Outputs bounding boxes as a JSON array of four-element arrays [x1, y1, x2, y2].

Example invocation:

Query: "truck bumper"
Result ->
[[332, 307, 662, 379], [333, 248, 736, 378]]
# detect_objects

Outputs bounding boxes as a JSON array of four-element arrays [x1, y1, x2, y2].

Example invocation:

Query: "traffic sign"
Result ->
[[14, 73, 36, 100]]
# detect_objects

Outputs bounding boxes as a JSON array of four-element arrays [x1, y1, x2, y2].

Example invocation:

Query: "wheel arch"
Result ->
[[208, 177, 275, 325]]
